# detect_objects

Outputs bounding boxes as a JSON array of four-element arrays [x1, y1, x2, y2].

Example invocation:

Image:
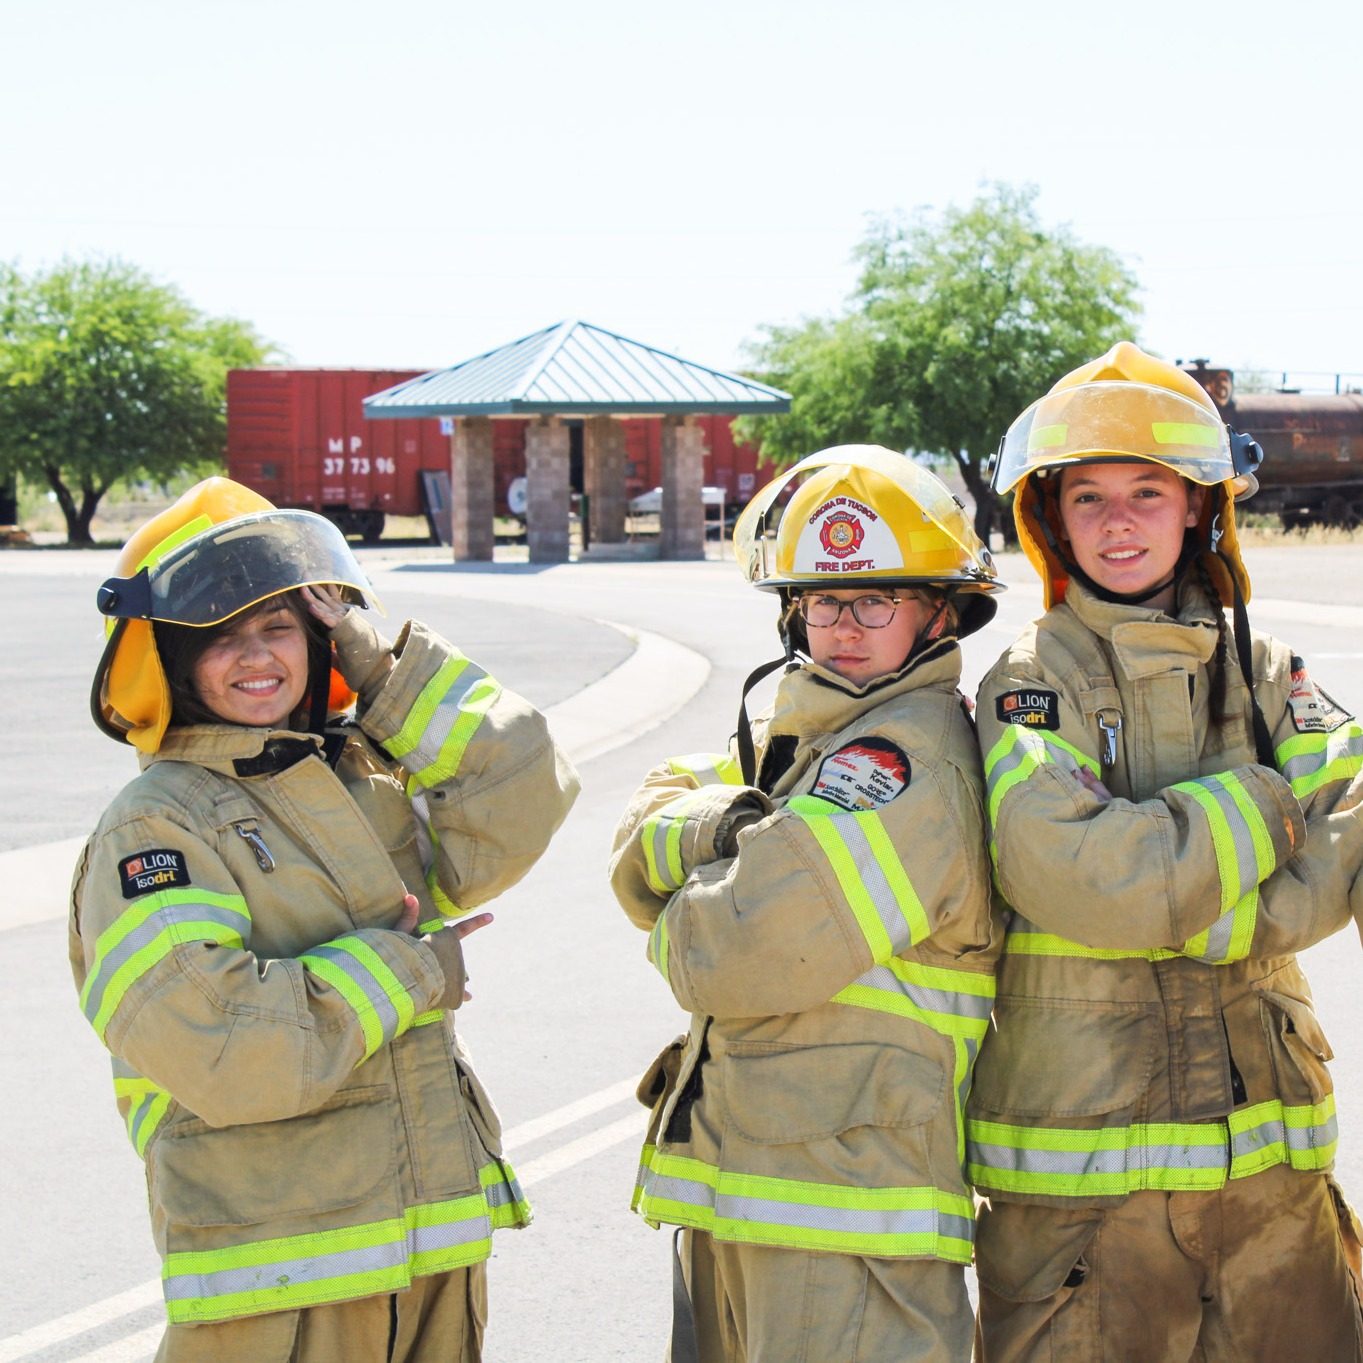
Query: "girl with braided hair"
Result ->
[[968, 343, 1363, 1361]]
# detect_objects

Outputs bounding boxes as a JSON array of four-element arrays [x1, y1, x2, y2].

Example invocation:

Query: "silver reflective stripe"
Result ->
[[984, 735, 1034, 803], [164, 1238, 407, 1303], [81, 901, 247, 1026], [1198, 905, 1238, 961], [851, 963, 994, 1025], [484, 1176, 523, 1209], [966, 1137, 1227, 1178], [162, 1212, 493, 1305], [409, 662, 492, 773], [1185, 774, 1260, 903], [644, 1168, 712, 1211], [302, 944, 401, 1038], [1280, 730, 1363, 788], [826, 813, 913, 954], [719, 1191, 972, 1244]]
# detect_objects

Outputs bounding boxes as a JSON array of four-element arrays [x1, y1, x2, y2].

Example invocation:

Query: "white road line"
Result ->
[[514, 1112, 645, 1188], [3, 1080, 645, 1361], [65, 1323, 164, 1363], [502, 1077, 638, 1148], [0, 1281, 161, 1362]]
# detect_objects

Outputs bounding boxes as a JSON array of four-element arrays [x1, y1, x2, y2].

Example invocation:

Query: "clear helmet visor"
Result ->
[[97, 510, 380, 625], [993, 381, 1239, 495]]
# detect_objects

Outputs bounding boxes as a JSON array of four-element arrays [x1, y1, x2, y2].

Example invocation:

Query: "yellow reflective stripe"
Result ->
[[1229, 1095, 1337, 1177], [983, 725, 1099, 830], [648, 913, 670, 981], [668, 753, 743, 786], [115, 1076, 174, 1157], [1170, 773, 1270, 912], [411, 1009, 444, 1028], [967, 1117, 1230, 1197], [832, 958, 994, 1041], [138, 514, 213, 570], [299, 939, 418, 1063], [80, 889, 251, 1039], [161, 1167, 524, 1325], [1002, 916, 1179, 961], [635, 1149, 974, 1262], [384, 655, 502, 788], [640, 791, 708, 895], [1222, 772, 1276, 882], [1028, 423, 1068, 451], [787, 795, 929, 959], [1152, 421, 1221, 447], [1277, 724, 1363, 799]]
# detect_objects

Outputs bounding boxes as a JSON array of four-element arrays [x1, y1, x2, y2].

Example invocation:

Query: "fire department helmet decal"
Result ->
[[792, 496, 904, 576], [810, 737, 912, 812], [119, 848, 191, 900], [818, 511, 865, 559]]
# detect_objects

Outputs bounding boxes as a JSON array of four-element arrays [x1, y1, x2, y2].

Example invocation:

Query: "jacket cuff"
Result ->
[[328, 610, 396, 705], [1239, 763, 1307, 871], [641, 785, 771, 895]]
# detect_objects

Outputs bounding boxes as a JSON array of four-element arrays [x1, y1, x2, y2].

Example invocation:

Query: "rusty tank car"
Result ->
[[1183, 361, 1363, 528]]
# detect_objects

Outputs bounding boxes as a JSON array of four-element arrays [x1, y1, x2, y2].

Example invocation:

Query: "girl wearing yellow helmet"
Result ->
[[969, 344, 1363, 1361], [610, 447, 1005, 1362], [71, 479, 579, 1362]]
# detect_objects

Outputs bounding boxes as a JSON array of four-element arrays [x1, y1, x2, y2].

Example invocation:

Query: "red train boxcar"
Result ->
[[227, 369, 771, 539]]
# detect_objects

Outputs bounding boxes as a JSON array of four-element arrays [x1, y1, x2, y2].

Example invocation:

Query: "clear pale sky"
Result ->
[[5, 0, 1360, 385]]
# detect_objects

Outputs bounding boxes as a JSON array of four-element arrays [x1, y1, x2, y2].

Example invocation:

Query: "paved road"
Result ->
[[3, 543, 1363, 1361]]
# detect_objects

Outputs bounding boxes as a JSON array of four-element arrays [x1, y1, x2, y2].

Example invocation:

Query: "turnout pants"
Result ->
[[154, 1265, 486, 1363], [975, 1165, 1363, 1362], [670, 1227, 972, 1363]]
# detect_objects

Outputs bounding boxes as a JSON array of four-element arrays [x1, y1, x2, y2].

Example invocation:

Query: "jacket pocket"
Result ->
[[149, 1083, 396, 1230], [454, 1055, 504, 1158], [976, 1199, 1104, 1303], [971, 998, 1160, 1119], [724, 1041, 945, 1144], [1256, 984, 1334, 1105]]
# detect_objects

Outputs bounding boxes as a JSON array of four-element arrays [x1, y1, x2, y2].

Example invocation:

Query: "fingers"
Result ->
[[453, 912, 494, 940], [1074, 767, 1114, 803], [396, 892, 421, 934], [299, 584, 349, 628]]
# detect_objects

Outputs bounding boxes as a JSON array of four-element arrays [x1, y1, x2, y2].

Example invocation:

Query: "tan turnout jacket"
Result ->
[[70, 611, 578, 1325], [969, 579, 1363, 1208], [611, 642, 1001, 1263]]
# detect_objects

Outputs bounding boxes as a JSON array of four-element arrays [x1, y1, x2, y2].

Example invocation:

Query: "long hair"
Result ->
[[154, 590, 328, 729]]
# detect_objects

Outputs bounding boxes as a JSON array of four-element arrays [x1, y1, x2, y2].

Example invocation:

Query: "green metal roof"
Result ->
[[362, 320, 791, 418]]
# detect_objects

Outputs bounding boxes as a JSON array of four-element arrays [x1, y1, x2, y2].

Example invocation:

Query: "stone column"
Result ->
[[450, 417, 495, 561], [660, 415, 707, 560], [584, 415, 627, 544], [525, 416, 571, 563]]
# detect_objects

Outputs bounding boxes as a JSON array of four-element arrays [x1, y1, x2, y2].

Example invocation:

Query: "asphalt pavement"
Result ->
[[3, 541, 1363, 1361]]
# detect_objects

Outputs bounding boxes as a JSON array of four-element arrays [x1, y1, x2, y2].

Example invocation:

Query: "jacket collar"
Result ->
[[1063, 579, 1220, 679], [144, 725, 325, 775], [767, 641, 963, 741]]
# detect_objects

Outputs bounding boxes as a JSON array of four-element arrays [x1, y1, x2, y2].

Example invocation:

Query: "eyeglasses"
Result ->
[[796, 593, 902, 629]]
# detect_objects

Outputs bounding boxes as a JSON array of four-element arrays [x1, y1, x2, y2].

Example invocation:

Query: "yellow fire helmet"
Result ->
[[733, 444, 1003, 637], [992, 341, 1263, 609], [92, 477, 379, 752]]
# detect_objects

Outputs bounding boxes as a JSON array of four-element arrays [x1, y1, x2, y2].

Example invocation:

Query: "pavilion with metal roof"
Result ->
[[363, 320, 790, 562]]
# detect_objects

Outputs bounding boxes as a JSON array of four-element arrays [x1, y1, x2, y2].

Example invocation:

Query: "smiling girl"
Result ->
[[969, 344, 1363, 1362]]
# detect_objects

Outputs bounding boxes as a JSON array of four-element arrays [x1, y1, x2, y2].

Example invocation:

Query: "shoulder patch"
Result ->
[[1287, 656, 1353, 734], [995, 688, 1060, 731], [119, 849, 191, 900], [811, 737, 911, 812]]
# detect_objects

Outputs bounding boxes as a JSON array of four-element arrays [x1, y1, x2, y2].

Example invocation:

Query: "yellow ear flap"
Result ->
[[104, 618, 173, 755]]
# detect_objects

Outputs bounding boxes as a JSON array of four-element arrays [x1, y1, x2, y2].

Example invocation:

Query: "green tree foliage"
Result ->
[[738, 185, 1141, 540], [0, 259, 272, 542]]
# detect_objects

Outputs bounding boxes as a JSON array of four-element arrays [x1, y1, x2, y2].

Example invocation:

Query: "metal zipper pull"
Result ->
[[1097, 710, 1122, 772], [235, 821, 276, 872]]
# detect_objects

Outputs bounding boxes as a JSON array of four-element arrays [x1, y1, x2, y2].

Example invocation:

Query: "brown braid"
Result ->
[[1192, 556, 1229, 724]]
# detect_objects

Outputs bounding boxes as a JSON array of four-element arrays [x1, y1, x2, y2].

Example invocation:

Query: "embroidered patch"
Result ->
[[995, 688, 1060, 730], [119, 849, 191, 900], [1287, 656, 1353, 734], [811, 737, 911, 811]]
